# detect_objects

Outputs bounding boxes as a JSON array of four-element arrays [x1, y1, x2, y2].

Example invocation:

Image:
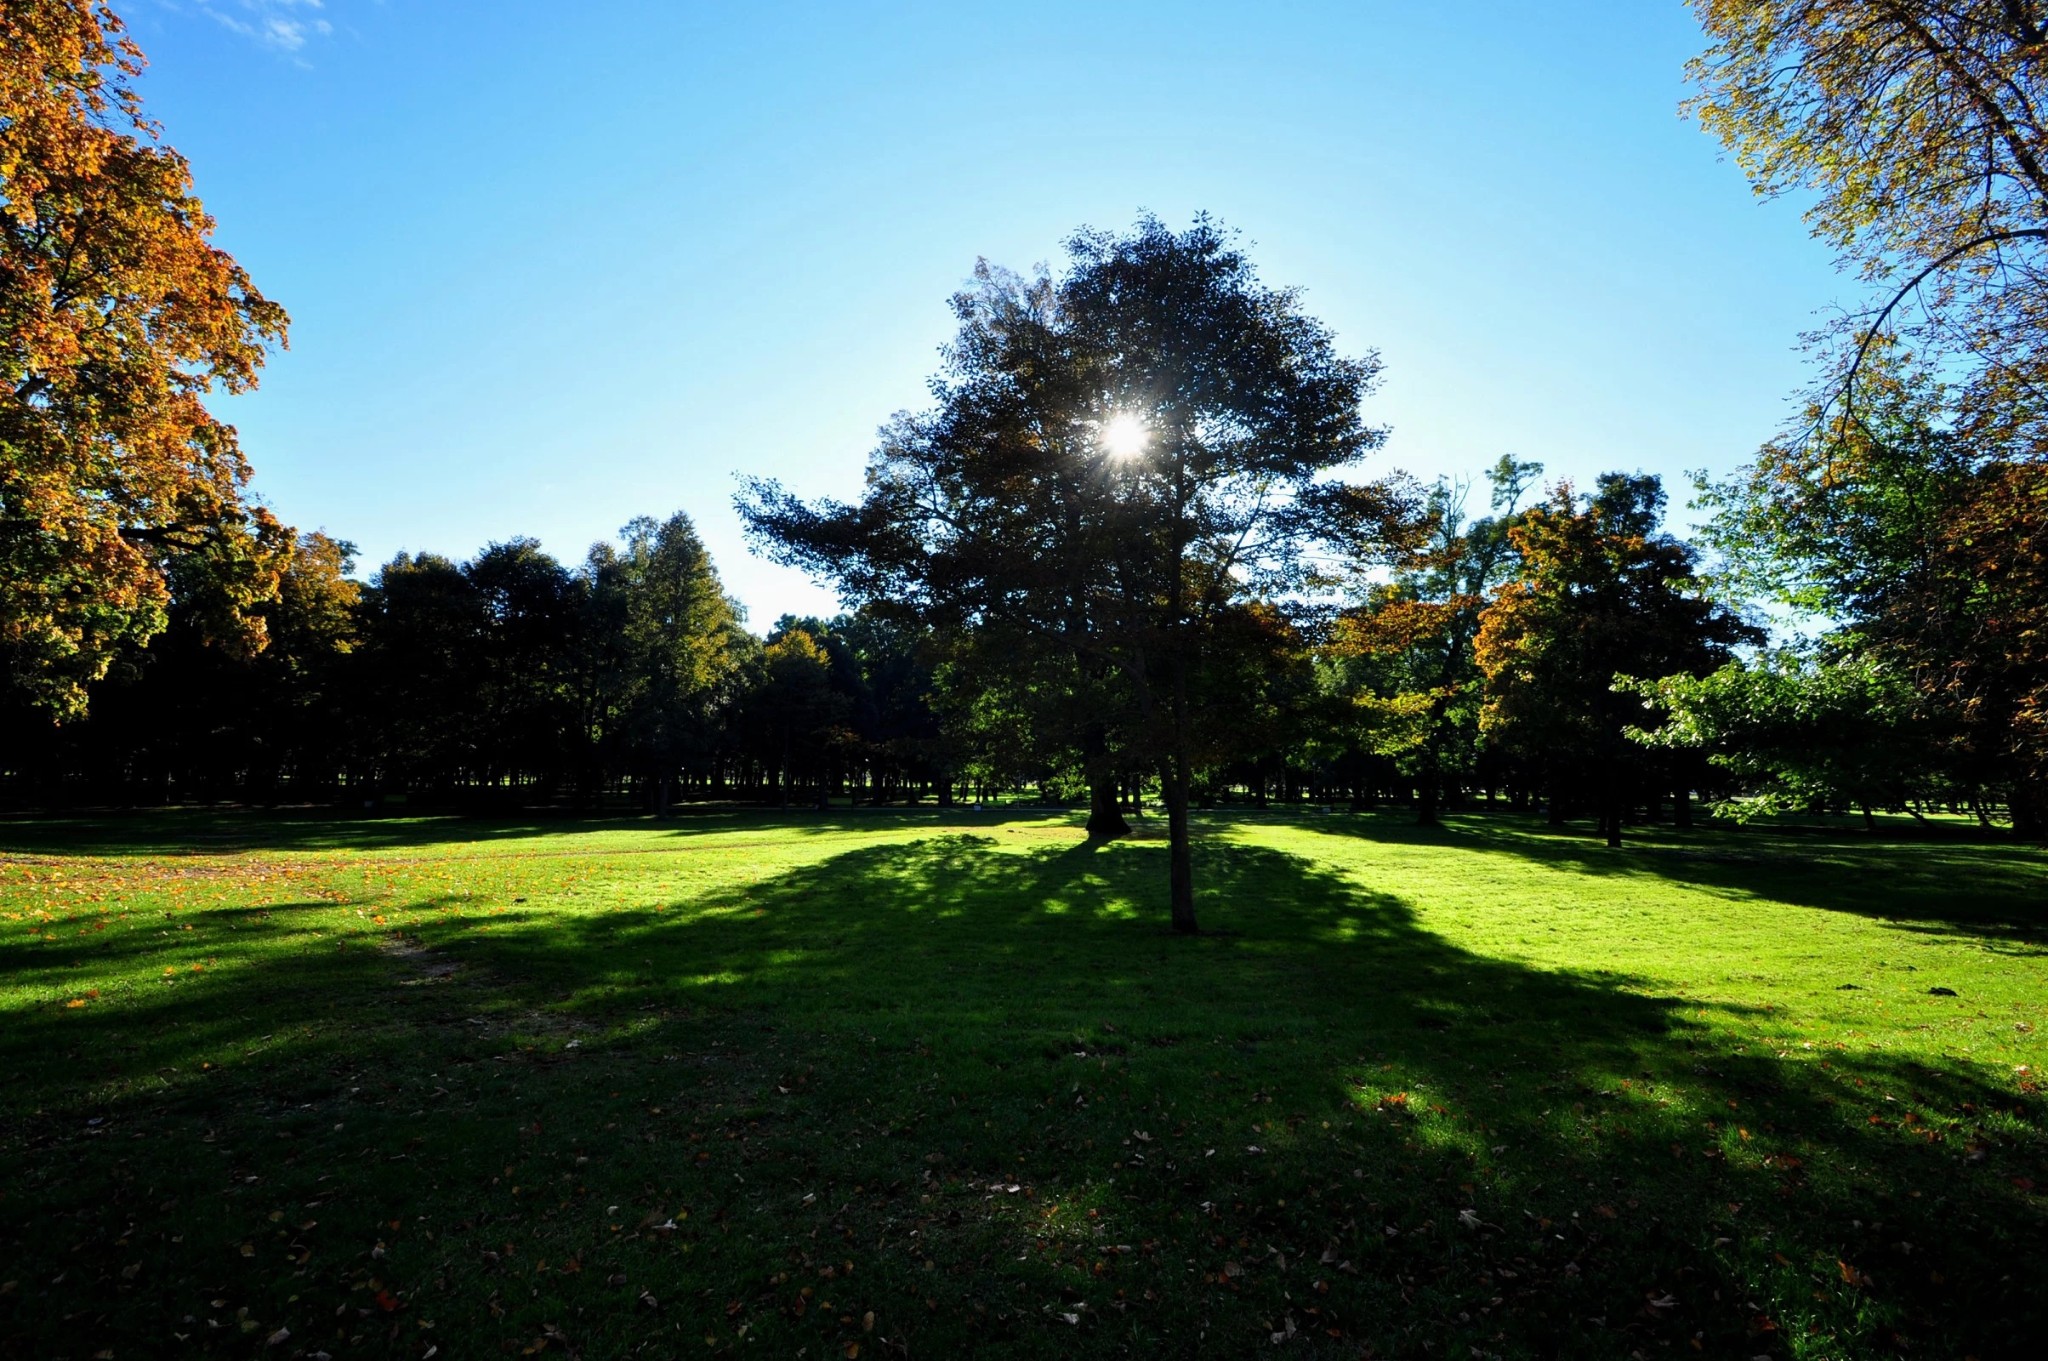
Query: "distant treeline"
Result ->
[[0, 477, 2017, 836], [1, 514, 954, 811]]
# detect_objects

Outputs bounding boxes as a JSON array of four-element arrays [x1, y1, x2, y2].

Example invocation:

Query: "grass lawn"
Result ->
[[1, 808, 2043, 1360]]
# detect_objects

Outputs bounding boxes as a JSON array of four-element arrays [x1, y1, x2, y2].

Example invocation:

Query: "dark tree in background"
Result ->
[[582, 513, 748, 811], [1475, 474, 1762, 847], [742, 216, 1414, 931], [741, 253, 1141, 837]]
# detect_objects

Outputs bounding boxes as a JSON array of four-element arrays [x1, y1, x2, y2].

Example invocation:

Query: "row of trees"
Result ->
[[1676, 0, 2048, 837], [2, 514, 965, 809], [7, 447, 1936, 848]]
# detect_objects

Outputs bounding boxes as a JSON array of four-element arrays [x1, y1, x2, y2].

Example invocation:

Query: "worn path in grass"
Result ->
[[1, 809, 2043, 1359]]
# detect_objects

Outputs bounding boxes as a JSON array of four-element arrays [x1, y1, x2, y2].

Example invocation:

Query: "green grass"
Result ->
[[1, 808, 2043, 1360]]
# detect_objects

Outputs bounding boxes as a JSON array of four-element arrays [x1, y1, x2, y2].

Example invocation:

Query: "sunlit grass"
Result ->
[[0, 807, 2042, 1358]]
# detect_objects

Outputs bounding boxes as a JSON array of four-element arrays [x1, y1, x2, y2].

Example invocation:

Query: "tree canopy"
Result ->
[[1, 0, 290, 716], [1687, 0, 2048, 443], [742, 216, 1415, 930]]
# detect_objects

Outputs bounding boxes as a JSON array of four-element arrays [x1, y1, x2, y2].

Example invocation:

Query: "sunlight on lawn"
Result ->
[[1, 808, 2042, 1359]]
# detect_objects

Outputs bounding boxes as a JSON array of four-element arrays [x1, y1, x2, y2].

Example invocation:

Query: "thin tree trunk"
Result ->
[[1416, 730, 1441, 827], [1164, 659, 1198, 934], [1161, 754, 1198, 934]]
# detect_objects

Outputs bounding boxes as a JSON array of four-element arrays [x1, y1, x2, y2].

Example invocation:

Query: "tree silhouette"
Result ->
[[742, 216, 1413, 930]]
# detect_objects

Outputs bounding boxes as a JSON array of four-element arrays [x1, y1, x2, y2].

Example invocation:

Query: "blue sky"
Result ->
[[124, 1, 1841, 626]]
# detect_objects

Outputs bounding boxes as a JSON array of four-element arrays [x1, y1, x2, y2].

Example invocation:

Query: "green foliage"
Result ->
[[1697, 353, 2048, 833], [1622, 649, 1938, 822], [584, 513, 749, 796]]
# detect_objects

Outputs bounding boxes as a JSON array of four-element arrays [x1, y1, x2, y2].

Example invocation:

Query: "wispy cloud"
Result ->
[[199, 0, 336, 55]]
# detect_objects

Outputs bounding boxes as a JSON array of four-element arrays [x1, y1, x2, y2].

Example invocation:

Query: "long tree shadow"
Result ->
[[2, 831, 2042, 1359], [448, 833, 2048, 1356]]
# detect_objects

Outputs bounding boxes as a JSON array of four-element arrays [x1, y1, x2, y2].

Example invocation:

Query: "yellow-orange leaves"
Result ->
[[2, 0, 289, 715]]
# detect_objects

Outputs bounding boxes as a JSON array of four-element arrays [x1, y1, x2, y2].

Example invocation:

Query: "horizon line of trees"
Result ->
[[0, 470, 2020, 848]]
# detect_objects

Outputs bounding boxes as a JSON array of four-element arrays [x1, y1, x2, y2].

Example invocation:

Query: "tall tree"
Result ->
[[350, 552, 488, 793], [742, 624, 844, 808], [1689, 1, 2048, 831], [465, 539, 584, 795], [1329, 456, 1541, 823], [742, 255, 1141, 838], [1475, 474, 1761, 846], [743, 216, 1411, 931], [2, 0, 290, 716], [583, 513, 746, 810]]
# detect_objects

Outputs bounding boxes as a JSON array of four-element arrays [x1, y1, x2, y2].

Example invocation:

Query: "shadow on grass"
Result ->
[[1, 830, 2042, 1359]]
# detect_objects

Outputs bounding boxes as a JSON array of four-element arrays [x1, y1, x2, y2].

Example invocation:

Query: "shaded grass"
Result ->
[[1, 809, 2044, 1359]]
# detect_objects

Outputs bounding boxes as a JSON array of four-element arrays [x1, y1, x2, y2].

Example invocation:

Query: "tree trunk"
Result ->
[[1164, 658, 1198, 934], [1673, 783, 1693, 829], [1860, 801, 1877, 832], [2011, 786, 2045, 841], [1416, 771, 1439, 826], [1161, 755, 1198, 934], [1084, 725, 1130, 839]]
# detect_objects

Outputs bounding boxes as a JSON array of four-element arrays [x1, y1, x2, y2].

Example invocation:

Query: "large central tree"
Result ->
[[741, 216, 1411, 931]]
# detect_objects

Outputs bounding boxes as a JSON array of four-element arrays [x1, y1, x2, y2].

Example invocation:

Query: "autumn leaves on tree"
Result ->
[[2, 0, 289, 715]]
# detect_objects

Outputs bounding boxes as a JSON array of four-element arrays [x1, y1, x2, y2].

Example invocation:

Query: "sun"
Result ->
[[1099, 412, 1150, 459]]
